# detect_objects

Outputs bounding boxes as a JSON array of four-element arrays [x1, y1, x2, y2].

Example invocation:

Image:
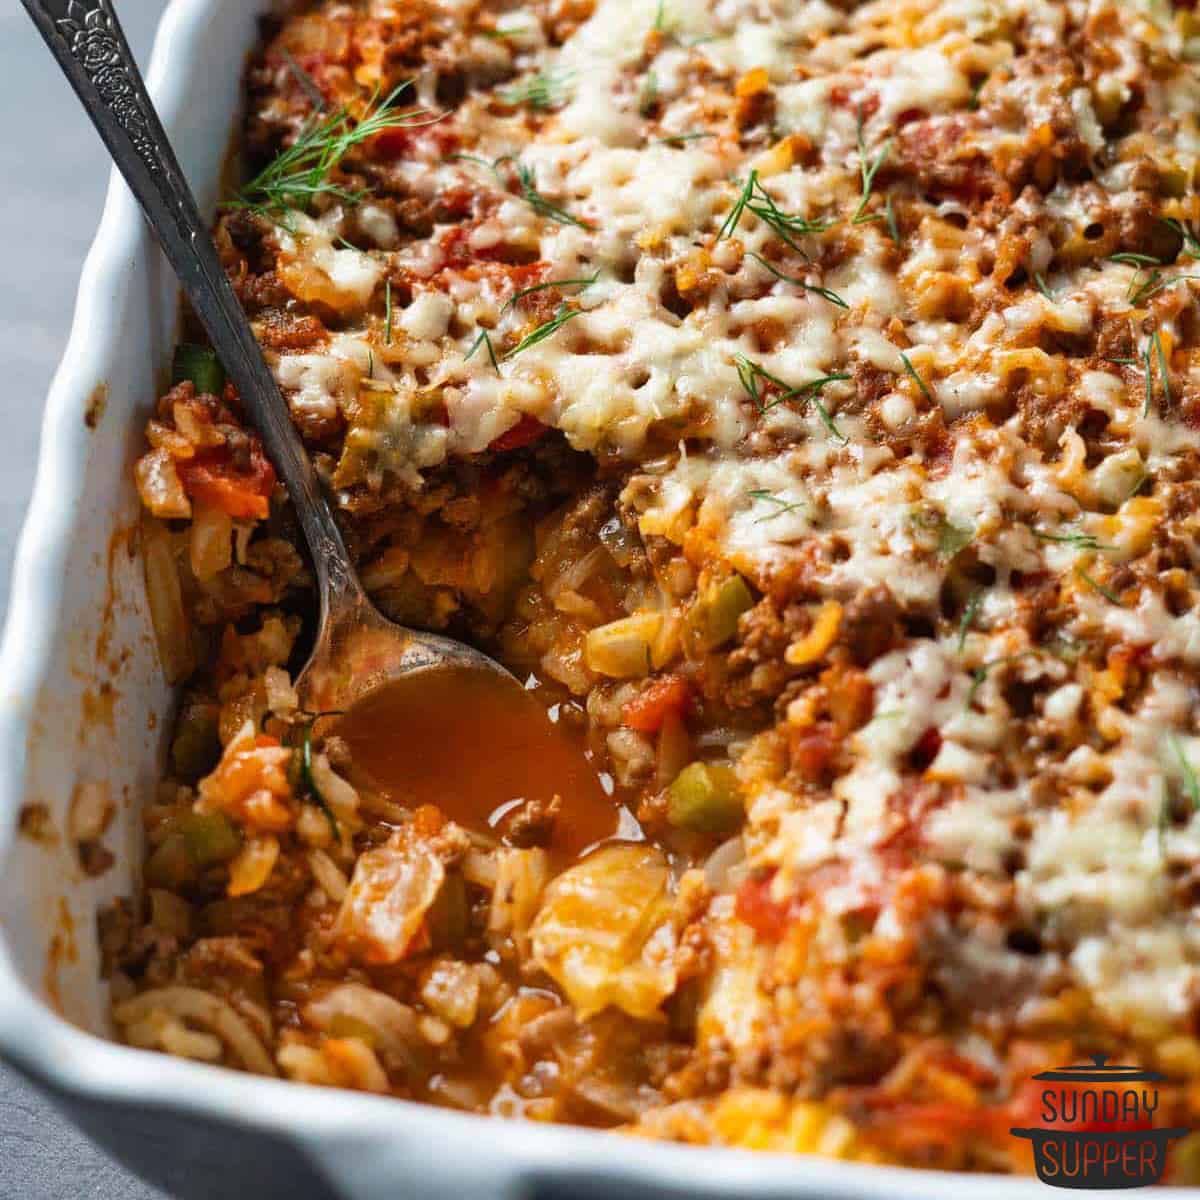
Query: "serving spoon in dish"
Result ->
[[25, 0, 619, 845]]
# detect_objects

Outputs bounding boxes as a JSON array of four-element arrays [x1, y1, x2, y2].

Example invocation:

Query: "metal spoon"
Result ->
[[24, 0, 513, 715]]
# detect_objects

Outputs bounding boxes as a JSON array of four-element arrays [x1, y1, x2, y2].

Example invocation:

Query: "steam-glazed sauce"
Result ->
[[338, 666, 621, 859]]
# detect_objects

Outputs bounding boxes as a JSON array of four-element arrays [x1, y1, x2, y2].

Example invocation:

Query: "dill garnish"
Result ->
[[965, 653, 1030, 709], [226, 83, 437, 220], [718, 169, 833, 252], [653, 0, 670, 31], [957, 590, 984, 652], [734, 355, 849, 441], [898, 351, 934, 402], [852, 111, 892, 225], [1171, 734, 1200, 810], [1033, 271, 1053, 299], [500, 270, 600, 314], [747, 251, 847, 308], [384, 279, 393, 345], [502, 68, 575, 110], [279, 48, 325, 111], [1144, 330, 1170, 415], [298, 716, 343, 843], [514, 163, 594, 229], [1163, 216, 1200, 259], [504, 305, 584, 359], [1110, 252, 1163, 267], [1032, 527, 1114, 553], [1160, 778, 1172, 859], [654, 131, 715, 146], [885, 194, 900, 245], [747, 489, 806, 522], [1129, 269, 1200, 306], [640, 70, 659, 116], [465, 327, 500, 373], [1076, 565, 1123, 606]]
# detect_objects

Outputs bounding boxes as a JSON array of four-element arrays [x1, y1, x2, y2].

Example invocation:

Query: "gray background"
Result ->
[[1, 2, 170, 1196]]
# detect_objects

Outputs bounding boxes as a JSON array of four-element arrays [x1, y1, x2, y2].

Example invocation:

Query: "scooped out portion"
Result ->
[[337, 665, 622, 862]]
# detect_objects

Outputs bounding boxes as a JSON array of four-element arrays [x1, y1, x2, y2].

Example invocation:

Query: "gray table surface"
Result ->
[[0, 2, 171, 1196]]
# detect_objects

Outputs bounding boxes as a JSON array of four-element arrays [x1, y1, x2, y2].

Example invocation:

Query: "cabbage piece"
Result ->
[[530, 844, 677, 1020], [334, 835, 444, 964]]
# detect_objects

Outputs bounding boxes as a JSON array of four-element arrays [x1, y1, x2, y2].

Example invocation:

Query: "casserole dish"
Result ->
[[0, 1, 1191, 1198]]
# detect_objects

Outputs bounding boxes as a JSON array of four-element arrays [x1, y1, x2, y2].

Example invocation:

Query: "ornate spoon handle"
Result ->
[[21, 0, 364, 610]]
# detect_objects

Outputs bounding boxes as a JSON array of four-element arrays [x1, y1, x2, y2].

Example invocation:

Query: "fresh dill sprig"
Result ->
[[965, 653, 1030, 709], [500, 270, 600, 314], [733, 355, 849, 441], [852, 111, 892, 225], [504, 305, 584, 359], [279, 48, 325, 111], [1160, 777, 1172, 859], [299, 719, 341, 843], [885, 194, 900, 245], [748, 489, 805, 522], [1130, 271, 1200, 306], [639, 70, 659, 116], [1106, 356, 1138, 366], [957, 590, 984, 652], [1163, 216, 1200, 259], [465, 327, 500, 373], [1032, 527, 1114, 553], [384, 279, 393, 345], [481, 22, 535, 41], [653, 0, 670, 31], [514, 163, 594, 229], [1033, 271, 1053, 300], [654, 131, 715, 146], [718, 169, 833, 253], [1110, 252, 1163, 268], [747, 251, 848, 309], [226, 83, 436, 219], [1154, 329, 1171, 408], [899, 351, 934, 402], [1171, 734, 1200, 810], [1076, 565, 1123, 606], [501, 68, 575, 111], [1144, 330, 1170, 415]]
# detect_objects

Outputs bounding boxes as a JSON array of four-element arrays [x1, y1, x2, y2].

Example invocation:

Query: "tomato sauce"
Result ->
[[338, 666, 621, 860]]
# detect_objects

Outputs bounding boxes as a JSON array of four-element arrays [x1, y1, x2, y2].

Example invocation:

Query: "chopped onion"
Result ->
[[703, 836, 749, 894]]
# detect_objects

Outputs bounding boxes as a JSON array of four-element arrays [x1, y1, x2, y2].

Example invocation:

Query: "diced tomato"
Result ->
[[371, 126, 416, 160], [489, 414, 547, 452], [177, 444, 276, 521], [735, 872, 792, 941], [622, 674, 692, 733], [789, 720, 837, 783]]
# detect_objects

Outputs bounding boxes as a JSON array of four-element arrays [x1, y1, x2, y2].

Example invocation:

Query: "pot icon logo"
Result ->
[[1010, 1056, 1188, 1188]]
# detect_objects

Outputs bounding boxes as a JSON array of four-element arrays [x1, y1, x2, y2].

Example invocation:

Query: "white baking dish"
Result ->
[[0, 1, 1118, 1196]]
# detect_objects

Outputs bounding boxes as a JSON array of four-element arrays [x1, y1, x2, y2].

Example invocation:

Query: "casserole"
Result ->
[[0, 1, 1196, 1198]]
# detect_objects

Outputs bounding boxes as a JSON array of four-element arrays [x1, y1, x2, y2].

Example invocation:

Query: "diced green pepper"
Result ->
[[170, 701, 221, 780], [172, 343, 226, 396], [145, 831, 192, 889], [686, 575, 753, 652], [178, 811, 240, 866], [667, 762, 744, 833]]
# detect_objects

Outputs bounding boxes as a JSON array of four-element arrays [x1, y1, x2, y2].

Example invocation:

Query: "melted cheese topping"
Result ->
[[261, 0, 1200, 1045]]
